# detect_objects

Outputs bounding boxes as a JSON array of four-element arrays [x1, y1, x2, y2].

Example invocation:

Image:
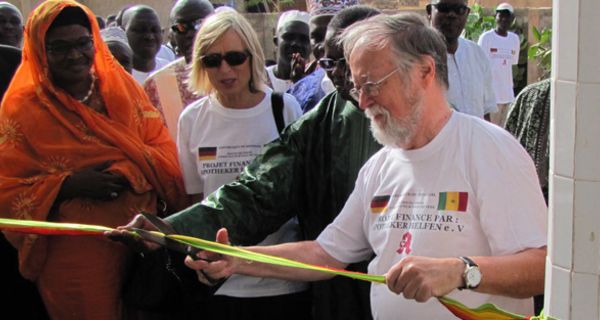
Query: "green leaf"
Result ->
[[532, 26, 541, 41]]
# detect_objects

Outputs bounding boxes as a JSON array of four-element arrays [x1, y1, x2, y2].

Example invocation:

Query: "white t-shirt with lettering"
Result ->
[[177, 88, 306, 297], [317, 111, 547, 319], [478, 30, 521, 104]]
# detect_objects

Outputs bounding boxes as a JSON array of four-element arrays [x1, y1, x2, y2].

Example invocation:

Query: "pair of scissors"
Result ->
[[131, 212, 222, 286]]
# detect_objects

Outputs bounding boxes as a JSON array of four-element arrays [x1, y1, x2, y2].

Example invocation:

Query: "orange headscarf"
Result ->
[[0, 0, 189, 279]]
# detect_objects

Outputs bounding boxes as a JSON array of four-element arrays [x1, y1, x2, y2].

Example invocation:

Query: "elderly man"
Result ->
[[427, 0, 496, 120], [122, 5, 169, 83], [0, 2, 23, 48], [111, 6, 382, 320], [478, 2, 521, 126], [143, 0, 214, 139], [267, 10, 311, 92], [186, 13, 547, 319]]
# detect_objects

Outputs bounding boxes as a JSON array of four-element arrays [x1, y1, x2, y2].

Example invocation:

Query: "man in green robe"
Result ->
[[117, 6, 382, 320]]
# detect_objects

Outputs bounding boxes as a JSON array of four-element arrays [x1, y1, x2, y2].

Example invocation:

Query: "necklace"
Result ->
[[78, 74, 96, 104]]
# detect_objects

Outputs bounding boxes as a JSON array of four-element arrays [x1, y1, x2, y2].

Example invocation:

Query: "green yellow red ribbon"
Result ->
[[0, 218, 556, 320]]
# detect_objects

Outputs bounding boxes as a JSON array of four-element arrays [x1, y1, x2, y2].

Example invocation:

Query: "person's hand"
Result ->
[[385, 256, 464, 302], [105, 214, 163, 252], [290, 52, 307, 83], [185, 228, 240, 285], [59, 162, 129, 201]]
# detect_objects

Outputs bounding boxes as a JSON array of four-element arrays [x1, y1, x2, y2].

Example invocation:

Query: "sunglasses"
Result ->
[[46, 36, 94, 55], [171, 19, 202, 34], [431, 3, 471, 15], [318, 57, 346, 71], [200, 51, 250, 68]]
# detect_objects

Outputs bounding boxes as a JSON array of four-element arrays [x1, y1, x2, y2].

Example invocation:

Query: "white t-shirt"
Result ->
[[177, 88, 307, 297], [132, 57, 169, 84], [446, 38, 497, 118], [478, 30, 521, 104], [317, 111, 547, 319], [266, 65, 293, 92], [157, 44, 176, 63]]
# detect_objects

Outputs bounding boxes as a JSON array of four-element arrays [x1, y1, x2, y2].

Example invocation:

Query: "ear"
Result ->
[[417, 56, 436, 88], [425, 4, 432, 17]]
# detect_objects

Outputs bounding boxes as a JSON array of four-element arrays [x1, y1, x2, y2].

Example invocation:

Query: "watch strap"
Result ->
[[459, 256, 478, 268], [458, 256, 479, 290]]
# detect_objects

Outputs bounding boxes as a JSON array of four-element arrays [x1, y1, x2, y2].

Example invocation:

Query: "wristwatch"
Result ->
[[458, 256, 482, 290]]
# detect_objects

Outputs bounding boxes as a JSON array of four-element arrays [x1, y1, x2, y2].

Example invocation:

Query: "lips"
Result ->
[[220, 78, 237, 87]]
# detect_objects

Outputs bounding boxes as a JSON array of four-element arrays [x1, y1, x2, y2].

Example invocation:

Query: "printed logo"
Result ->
[[437, 192, 468, 212], [370, 195, 390, 214], [396, 232, 412, 255], [198, 147, 217, 160], [490, 47, 498, 53]]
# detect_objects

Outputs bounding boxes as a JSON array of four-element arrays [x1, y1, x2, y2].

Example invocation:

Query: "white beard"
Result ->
[[365, 88, 423, 148]]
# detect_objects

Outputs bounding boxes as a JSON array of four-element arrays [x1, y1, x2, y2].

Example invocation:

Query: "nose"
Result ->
[[358, 91, 374, 111], [65, 47, 84, 59], [218, 59, 233, 72]]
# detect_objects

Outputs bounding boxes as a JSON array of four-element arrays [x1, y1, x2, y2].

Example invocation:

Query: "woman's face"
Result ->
[[45, 24, 94, 85], [203, 29, 252, 97]]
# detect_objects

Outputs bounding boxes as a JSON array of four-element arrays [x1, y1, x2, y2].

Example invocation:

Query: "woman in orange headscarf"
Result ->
[[0, 1, 189, 318]]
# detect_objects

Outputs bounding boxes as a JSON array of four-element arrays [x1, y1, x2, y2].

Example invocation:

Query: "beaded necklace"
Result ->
[[78, 73, 96, 104]]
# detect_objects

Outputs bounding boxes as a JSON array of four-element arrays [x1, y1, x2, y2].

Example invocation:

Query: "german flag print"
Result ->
[[370, 195, 390, 214], [198, 147, 217, 161]]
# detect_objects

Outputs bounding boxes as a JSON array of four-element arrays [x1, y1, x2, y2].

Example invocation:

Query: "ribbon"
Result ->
[[0, 218, 555, 320]]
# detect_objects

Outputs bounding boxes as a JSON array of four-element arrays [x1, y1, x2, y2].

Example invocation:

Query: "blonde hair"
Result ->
[[188, 10, 267, 95]]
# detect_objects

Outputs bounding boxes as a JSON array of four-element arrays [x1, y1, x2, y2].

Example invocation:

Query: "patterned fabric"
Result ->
[[306, 0, 360, 15], [286, 67, 327, 113], [0, 0, 188, 280], [144, 58, 202, 139], [505, 79, 551, 199]]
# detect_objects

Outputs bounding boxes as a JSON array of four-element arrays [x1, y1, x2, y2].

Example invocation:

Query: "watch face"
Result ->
[[466, 267, 482, 287]]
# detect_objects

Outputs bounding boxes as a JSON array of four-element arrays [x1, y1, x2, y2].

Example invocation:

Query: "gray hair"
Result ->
[[340, 13, 448, 88]]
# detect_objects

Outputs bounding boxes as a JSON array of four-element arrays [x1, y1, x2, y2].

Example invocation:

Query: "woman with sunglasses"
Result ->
[[0, 1, 189, 319], [177, 10, 308, 320]]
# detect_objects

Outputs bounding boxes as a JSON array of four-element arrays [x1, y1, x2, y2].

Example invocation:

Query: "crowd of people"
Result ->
[[0, 0, 550, 319]]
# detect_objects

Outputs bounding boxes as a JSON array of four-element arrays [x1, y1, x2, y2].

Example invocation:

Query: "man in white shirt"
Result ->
[[122, 5, 169, 84], [427, 0, 497, 120], [478, 2, 520, 126], [266, 10, 311, 92], [187, 13, 547, 320]]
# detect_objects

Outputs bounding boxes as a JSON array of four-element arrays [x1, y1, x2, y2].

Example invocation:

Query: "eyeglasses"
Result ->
[[46, 36, 94, 55], [171, 19, 202, 34], [349, 67, 402, 101], [432, 3, 471, 15], [200, 51, 250, 68], [318, 57, 346, 71]]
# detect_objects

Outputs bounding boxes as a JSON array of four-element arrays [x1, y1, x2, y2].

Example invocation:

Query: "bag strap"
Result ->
[[271, 92, 285, 135]]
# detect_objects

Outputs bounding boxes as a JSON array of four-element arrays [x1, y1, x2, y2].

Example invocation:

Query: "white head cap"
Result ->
[[276, 10, 310, 33], [100, 27, 130, 47], [215, 6, 237, 14], [496, 2, 514, 14]]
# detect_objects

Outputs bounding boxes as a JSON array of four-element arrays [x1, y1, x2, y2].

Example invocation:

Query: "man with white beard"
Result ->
[[181, 13, 548, 319]]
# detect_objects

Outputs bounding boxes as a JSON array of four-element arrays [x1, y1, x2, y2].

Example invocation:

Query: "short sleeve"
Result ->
[[317, 169, 373, 263], [177, 105, 203, 194], [475, 135, 548, 255]]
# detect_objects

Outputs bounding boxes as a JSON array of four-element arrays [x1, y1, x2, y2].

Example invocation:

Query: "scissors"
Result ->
[[132, 212, 223, 286]]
